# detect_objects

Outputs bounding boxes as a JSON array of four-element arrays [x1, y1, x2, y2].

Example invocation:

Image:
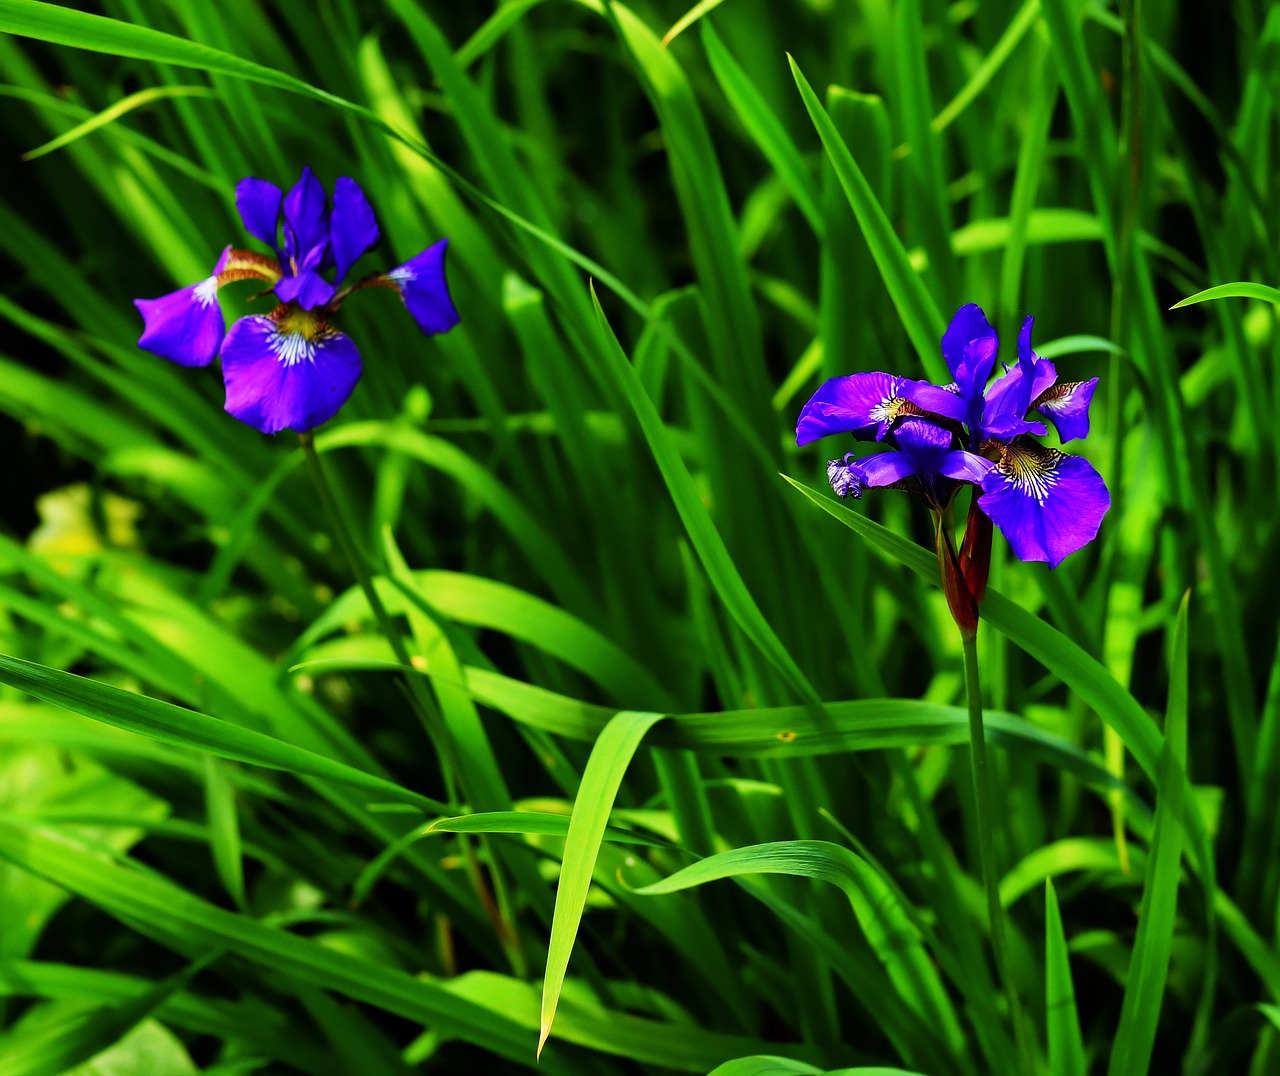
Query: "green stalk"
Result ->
[[962, 632, 1027, 1067], [299, 434, 525, 973]]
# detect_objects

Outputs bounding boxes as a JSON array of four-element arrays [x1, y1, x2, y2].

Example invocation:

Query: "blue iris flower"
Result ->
[[135, 167, 459, 434], [797, 303, 1109, 569]]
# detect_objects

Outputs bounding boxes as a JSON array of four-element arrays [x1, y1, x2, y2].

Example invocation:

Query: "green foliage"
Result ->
[[0, 0, 1274, 1073]]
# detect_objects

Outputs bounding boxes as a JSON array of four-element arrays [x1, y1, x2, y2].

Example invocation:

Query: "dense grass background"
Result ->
[[0, 0, 1277, 1072]]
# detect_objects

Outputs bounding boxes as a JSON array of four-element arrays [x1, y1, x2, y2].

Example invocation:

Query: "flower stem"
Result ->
[[962, 632, 1027, 1064], [299, 434, 525, 973]]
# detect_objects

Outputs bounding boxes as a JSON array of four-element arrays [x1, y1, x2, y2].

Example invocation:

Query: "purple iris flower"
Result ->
[[797, 304, 1109, 570], [135, 167, 460, 435]]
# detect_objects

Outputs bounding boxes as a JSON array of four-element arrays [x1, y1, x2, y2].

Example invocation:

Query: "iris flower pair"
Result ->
[[797, 304, 1109, 616], [135, 167, 459, 434]]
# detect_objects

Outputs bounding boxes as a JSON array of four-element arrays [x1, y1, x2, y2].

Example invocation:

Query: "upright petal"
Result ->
[[282, 167, 330, 268], [330, 177, 380, 285], [1032, 377, 1098, 442], [941, 304, 999, 398], [235, 177, 283, 255], [220, 315, 362, 434], [135, 253, 229, 367], [796, 371, 914, 445], [978, 440, 1110, 568], [383, 239, 460, 337]]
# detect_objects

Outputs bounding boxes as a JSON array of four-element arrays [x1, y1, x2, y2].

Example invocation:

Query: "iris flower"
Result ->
[[135, 167, 459, 434], [797, 303, 1109, 631]]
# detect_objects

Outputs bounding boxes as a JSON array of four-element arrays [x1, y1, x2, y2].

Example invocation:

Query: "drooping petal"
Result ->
[[860, 450, 921, 488], [330, 177, 380, 285], [978, 440, 1110, 568], [235, 178, 283, 255], [940, 303, 999, 402], [282, 166, 330, 268], [274, 268, 336, 310], [220, 315, 362, 434], [859, 418, 953, 487], [796, 371, 916, 445], [939, 451, 993, 484], [892, 416, 956, 474], [1032, 377, 1098, 442], [135, 254, 228, 367], [383, 239, 460, 337], [826, 455, 866, 499]]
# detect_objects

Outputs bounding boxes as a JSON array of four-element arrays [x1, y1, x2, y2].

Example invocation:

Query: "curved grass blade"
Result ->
[[708, 1059, 928, 1076], [634, 840, 966, 1059], [0, 655, 446, 814], [298, 655, 1139, 803], [1105, 594, 1190, 1076], [0, 953, 217, 1076], [788, 55, 947, 382], [539, 710, 666, 1057], [1045, 880, 1087, 1076], [662, 0, 730, 46], [1171, 281, 1280, 309], [21, 84, 214, 160], [932, 0, 1040, 133], [454, 0, 546, 68], [354, 811, 666, 906]]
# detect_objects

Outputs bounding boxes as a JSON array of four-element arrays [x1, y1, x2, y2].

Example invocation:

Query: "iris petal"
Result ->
[[282, 166, 330, 267], [235, 178, 283, 255], [941, 303, 999, 401], [221, 315, 362, 434], [900, 381, 967, 424], [330, 177, 380, 286], [939, 451, 993, 483], [274, 269, 336, 310], [135, 255, 227, 367], [796, 371, 917, 445], [384, 239, 461, 337], [978, 441, 1110, 567], [1033, 377, 1098, 443]]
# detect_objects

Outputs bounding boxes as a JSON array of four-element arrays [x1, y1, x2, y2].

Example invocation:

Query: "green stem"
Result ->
[[962, 632, 1027, 1066], [301, 434, 417, 673], [300, 434, 526, 974]]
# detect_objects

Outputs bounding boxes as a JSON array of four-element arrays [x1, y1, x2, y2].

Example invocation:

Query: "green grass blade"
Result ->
[[635, 840, 966, 1058], [1171, 282, 1280, 309], [20, 84, 214, 160], [590, 286, 821, 703], [1105, 594, 1190, 1076], [781, 476, 1212, 876], [932, 0, 1041, 133], [0, 655, 445, 813], [788, 55, 948, 381], [539, 709, 665, 1056], [1045, 880, 1087, 1076], [702, 20, 823, 236], [0, 954, 214, 1076], [202, 756, 246, 912]]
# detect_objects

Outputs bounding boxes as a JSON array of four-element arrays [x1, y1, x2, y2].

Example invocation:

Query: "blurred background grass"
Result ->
[[0, 0, 1277, 1072]]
